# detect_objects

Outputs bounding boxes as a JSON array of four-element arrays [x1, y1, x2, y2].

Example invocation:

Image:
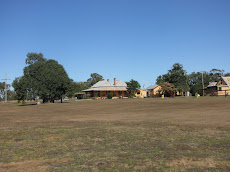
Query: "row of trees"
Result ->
[[7, 53, 230, 103], [156, 63, 230, 96], [76, 64, 229, 97]]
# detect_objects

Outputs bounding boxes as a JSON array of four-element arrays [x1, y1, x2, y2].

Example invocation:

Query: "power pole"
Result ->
[[201, 71, 205, 96], [1, 71, 10, 102]]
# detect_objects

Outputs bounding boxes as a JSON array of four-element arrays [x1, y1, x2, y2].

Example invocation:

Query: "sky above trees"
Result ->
[[1, 0, 230, 88]]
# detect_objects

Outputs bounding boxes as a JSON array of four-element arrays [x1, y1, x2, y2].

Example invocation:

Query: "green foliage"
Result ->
[[65, 80, 76, 98], [189, 69, 227, 87], [107, 93, 113, 99], [189, 71, 211, 87], [12, 77, 27, 102], [190, 84, 203, 96], [87, 73, 103, 87], [7, 90, 17, 101], [156, 63, 189, 92], [160, 82, 176, 97], [13, 53, 73, 103], [209, 69, 224, 82], [156, 74, 170, 84], [156, 64, 230, 95], [128, 93, 135, 98], [36, 59, 72, 102], [73, 82, 89, 93], [126, 79, 141, 97], [0, 82, 5, 101], [188, 69, 227, 95], [0, 82, 13, 101], [26, 52, 47, 65], [156, 90, 162, 97]]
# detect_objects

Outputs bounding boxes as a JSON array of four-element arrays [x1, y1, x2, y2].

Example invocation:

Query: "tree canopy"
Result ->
[[156, 63, 189, 92], [0, 82, 5, 99], [209, 69, 224, 82], [0, 82, 13, 101], [87, 73, 103, 87], [12, 77, 27, 102], [73, 82, 89, 93], [126, 79, 140, 97], [155, 63, 230, 95], [160, 82, 176, 97], [0, 82, 6, 101], [26, 52, 47, 65], [13, 53, 73, 103]]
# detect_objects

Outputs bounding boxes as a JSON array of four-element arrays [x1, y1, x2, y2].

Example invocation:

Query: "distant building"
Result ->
[[216, 76, 230, 96], [205, 82, 217, 95], [135, 90, 147, 98], [82, 78, 128, 99], [205, 77, 230, 96], [146, 85, 161, 97]]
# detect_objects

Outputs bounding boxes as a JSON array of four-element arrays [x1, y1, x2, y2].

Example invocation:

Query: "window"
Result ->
[[219, 87, 222, 91]]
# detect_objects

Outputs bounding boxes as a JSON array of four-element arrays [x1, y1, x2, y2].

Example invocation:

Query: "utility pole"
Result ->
[[201, 71, 205, 96], [1, 71, 10, 102]]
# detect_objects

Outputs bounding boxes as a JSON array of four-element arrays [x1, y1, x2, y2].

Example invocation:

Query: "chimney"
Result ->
[[114, 78, 116, 85], [107, 79, 110, 82]]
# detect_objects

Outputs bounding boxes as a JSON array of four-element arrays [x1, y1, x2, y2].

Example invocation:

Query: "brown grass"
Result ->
[[0, 97, 230, 171], [1, 97, 230, 127], [167, 157, 230, 168], [0, 158, 73, 172]]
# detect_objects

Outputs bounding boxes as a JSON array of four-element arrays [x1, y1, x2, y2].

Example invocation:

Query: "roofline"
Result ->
[[222, 76, 230, 85], [82, 90, 127, 92], [146, 85, 159, 90]]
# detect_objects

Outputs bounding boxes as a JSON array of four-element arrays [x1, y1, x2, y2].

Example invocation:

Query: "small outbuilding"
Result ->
[[205, 77, 230, 96], [135, 90, 147, 98], [146, 85, 161, 97], [216, 76, 230, 96]]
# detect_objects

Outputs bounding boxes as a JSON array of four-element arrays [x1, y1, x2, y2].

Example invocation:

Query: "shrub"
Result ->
[[107, 93, 113, 99], [128, 93, 135, 98]]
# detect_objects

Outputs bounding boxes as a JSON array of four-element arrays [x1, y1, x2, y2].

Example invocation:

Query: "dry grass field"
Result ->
[[0, 97, 230, 171]]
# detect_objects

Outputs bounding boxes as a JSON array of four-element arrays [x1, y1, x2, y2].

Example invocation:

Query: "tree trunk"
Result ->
[[61, 97, 63, 103]]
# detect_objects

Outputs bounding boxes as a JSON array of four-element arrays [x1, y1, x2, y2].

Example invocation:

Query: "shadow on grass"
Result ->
[[18, 101, 71, 106], [56, 101, 71, 103], [19, 103, 37, 106]]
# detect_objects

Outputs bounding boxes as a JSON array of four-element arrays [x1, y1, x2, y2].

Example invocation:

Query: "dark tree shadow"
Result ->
[[19, 103, 37, 106]]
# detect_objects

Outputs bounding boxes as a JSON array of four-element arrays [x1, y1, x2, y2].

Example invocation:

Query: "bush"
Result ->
[[107, 93, 113, 99], [190, 84, 202, 96], [128, 93, 135, 98], [156, 93, 161, 97]]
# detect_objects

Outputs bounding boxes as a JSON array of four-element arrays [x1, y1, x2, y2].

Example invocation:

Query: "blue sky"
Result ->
[[1, 0, 230, 88]]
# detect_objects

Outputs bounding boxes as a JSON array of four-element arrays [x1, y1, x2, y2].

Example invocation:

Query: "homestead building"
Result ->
[[83, 78, 128, 99]]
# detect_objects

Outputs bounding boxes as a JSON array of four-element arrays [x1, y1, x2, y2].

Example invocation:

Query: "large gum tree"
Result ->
[[13, 53, 73, 103]]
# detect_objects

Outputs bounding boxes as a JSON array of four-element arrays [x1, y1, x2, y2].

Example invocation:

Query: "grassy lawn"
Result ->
[[0, 97, 230, 171]]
